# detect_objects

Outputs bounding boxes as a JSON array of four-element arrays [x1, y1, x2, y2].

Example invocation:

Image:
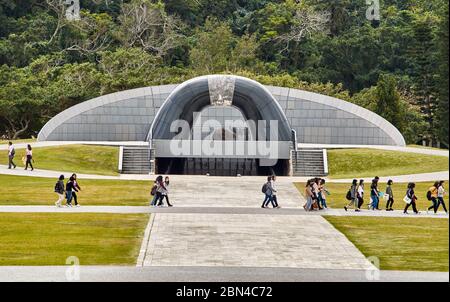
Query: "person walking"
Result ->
[[404, 183, 419, 214], [312, 178, 323, 210], [161, 176, 173, 207], [344, 179, 360, 212], [155, 176, 167, 207], [7, 142, 16, 169], [369, 177, 381, 210], [303, 180, 314, 211], [54, 175, 65, 208], [318, 179, 329, 209], [262, 176, 276, 208], [65, 176, 78, 207], [357, 180, 365, 209], [71, 173, 82, 207], [427, 182, 440, 214], [385, 180, 395, 211], [24, 144, 34, 171], [150, 179, 158, 206], [437, 181, 448, 214], [271, 175, 281, 208]]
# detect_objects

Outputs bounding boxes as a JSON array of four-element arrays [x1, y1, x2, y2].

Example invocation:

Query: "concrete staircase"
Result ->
[[292, 149, 328, 177], [120, 147, 152, 174]]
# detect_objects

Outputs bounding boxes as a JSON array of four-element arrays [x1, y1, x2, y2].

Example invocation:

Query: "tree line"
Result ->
[[0, 0, 448, 147]]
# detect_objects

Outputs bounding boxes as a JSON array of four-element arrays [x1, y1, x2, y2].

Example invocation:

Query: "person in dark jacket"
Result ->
[[344, 179, 360, 212], [369, 177, 381, 210], [385, 180, 394, 211], [54, 175, 65, 208], [71, 173, 82, 207], [404, 183, 419, 214], [65, 176, 78, 207], [262, 176, 275, 208]]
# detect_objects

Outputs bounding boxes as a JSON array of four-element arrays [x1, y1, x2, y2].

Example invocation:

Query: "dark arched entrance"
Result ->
[[148, 75, 294, 176]]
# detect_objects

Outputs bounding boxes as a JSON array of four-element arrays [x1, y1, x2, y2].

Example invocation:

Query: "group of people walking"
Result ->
[[7, 142, 34, 171], [150, 176, 173, 207], [343, 176, 448, 215], [54, 174, 81, 207], [303, 178, 329, 211]]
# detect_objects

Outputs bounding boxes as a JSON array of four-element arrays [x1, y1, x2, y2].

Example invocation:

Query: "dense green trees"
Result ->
[[0, 0, 448, 147]]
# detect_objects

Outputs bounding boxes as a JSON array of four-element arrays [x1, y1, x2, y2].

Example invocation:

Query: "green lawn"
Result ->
[[0, 175, 152, 206], [0, 138, 37, 145], [325, 216, 449, 272], [327, 149, 448, 179], [0, 144, 119, 176], [0, 213, 149, 265], [294, 181, 446, 211]]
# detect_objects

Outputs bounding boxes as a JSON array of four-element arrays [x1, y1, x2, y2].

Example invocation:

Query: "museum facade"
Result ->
[[38, 75, 405, 176]]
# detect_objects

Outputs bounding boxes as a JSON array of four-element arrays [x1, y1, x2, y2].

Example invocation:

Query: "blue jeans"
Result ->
[[66, 191, 73, 205], [318, 195, 327, 208], [262, 194, 276, 207], [371, 194, 379, 209]]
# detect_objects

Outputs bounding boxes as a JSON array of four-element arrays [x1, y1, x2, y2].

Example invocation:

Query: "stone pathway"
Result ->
[[0, 206, 447, 218], [142, 213, 374, 270], [0, 266, 447, 282]]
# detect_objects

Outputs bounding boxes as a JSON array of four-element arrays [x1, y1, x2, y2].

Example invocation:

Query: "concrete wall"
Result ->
[[38, 80, 405, 146]]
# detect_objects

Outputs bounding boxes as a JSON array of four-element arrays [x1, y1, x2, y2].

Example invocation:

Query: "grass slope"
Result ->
[[0, 144, 119, 176], [0, 213, 149, 265], [0, 175, 152, 206], [294, 182, 446, 211], [327, 149, 448, 179], [325, 216, 449, 272]]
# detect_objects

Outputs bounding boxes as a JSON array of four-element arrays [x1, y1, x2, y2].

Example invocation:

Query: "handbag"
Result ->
[[403, 195, 412, 204]]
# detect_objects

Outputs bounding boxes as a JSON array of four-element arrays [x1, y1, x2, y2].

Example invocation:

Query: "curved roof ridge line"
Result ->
[[285, 87, 406, 146]]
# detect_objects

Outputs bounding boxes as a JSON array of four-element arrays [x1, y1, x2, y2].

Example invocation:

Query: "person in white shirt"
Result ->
[[357, 179, 365, 210], [25, 144, 34, 171], [437, 181, 448, 214], [7, 142, 16, 169]]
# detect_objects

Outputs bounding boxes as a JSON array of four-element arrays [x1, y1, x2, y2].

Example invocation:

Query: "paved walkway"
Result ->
[[0, 266, 447, 282], [0, 206, 448, 218]]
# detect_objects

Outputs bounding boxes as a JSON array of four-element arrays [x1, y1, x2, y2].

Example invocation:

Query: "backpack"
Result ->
[[150, 184, 157, 196], [346, 189, 352, 201], [54, 181, 61, 193], [426, 190, 432, 201], [262, 183, 269, 194]]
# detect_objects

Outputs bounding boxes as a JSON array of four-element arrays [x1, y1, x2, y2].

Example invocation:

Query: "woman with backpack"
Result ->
[[54, 175, 65, 208], [344, 179, 360, 212], [385, 180, 395, 211], [404, 183, 419, 214], [262, 176, 276, 208], [427, 182, 440, 214]]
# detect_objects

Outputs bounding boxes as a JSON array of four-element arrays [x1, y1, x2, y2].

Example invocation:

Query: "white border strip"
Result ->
[[136, 214, 155, 267], [323, 149, 329, 175], [118, 146, 124, 173]]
